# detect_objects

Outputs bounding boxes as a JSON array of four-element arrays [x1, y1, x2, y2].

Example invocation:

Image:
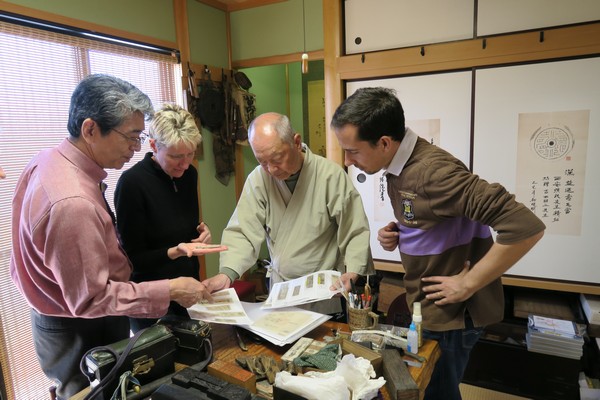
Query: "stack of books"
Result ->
[[526, 314, 584, 360]]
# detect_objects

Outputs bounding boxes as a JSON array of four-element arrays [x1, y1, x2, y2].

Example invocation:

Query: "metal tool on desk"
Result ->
[[399, 347, 426, 364], [234, 326, 248, 351]]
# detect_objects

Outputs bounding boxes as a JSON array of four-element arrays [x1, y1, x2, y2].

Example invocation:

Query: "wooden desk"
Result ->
[[72, 321, 440, 400], [212, 321, 440, 400]]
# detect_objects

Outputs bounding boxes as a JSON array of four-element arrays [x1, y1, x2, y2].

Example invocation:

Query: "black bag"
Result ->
[[198, 85, 225, 131], [81, 324, 178, 400], [157, 315, 212, 366]]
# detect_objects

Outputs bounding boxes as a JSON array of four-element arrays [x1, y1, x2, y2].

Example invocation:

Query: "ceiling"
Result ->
[[197, 0, 287, 12]]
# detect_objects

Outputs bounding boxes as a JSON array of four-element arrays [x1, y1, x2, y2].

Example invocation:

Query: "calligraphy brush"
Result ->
[[364, 274, 371, 300]]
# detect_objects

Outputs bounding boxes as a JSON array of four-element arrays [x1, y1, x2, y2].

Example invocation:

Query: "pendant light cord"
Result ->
[[302, 0, 307, 53]]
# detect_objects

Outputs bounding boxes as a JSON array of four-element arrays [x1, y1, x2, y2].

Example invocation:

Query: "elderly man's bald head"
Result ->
[[248, 112, 304, 181]]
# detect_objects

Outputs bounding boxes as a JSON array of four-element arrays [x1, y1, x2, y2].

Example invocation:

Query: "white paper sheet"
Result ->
[[240, 302, 331, 346], [262, 270, 342, 309], [187, 288, 252, 325]]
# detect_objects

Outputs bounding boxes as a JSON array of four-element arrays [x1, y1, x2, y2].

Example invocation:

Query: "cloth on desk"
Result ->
[[276, 354, 386, 400], [293, 343, 340, 371], [331, 354, 385, 400], [275, 371, 349, 400], [236, 355, 301, 384]]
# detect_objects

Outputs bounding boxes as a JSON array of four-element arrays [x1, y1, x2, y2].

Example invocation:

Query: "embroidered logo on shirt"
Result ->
[[402, 198, 415, 221]]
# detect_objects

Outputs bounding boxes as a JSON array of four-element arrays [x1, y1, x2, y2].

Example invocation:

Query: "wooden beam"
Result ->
[[322, 0, 343, 165], [196, 0, 287, 12], [373, 260, 600, 295], [196, 0, 228, 11], [382, 349, 419, 400], [337, 22, 600, 81], [501, 276, 600, 295], [174, 0, 192, 70], [231, 49, 324, 69], [173, 0, 209, 280], [189, 63, 232, 83]]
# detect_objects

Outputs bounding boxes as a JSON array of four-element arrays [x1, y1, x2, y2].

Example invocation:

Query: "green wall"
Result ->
[[4, 0, 176, 43], [186, 0, 229, 68], [240, 62, 305, 175], [230, 0, 323, 61]]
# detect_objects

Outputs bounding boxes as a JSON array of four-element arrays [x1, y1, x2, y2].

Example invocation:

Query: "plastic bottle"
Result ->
[[407, 322, 419, 354], [413, 301, 423, 347]]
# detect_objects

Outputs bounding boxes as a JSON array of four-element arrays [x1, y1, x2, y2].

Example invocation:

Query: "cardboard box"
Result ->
[[378, 276, 406, 314], [274, 339, 383, 399], [581, 293, 600, 325], [331, 338, 383, 376]]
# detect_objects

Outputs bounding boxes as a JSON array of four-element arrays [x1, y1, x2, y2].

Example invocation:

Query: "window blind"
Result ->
[[0, 19, 182, 400]]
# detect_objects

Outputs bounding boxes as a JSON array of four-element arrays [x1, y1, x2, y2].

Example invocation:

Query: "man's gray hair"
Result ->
[[67, 74, 154, 138]]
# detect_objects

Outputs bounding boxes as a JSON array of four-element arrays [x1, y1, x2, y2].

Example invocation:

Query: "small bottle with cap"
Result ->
[[407, 322, 419, 354], [412, 301, 423, 347]]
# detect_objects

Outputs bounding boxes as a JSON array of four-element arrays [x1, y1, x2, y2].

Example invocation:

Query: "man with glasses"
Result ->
[[111, 126, 148, 147], [115, 103, 215, 332], [10, 74, 225, 399]]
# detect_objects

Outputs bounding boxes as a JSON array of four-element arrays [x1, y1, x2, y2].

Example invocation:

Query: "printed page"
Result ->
[[187, 288, 252, 325], [262, 270, 342, 309], [240, 302, 330, 346]]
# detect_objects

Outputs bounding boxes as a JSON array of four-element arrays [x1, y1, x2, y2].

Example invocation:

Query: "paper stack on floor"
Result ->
[[526, 314, 584, 360]]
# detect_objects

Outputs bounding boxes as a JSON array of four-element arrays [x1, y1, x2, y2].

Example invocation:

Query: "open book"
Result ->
[[187, 288, 330, 346], [239, 302, 331, 346], [262, 270, 342, 309]]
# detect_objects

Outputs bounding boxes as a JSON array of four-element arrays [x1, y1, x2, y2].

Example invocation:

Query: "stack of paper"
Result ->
[[262, 270, 341, 309], [187, 288, 253, 325], [526, 314, 584, 360], [187, 288, 330, 346], [239, 302, 331, 346]]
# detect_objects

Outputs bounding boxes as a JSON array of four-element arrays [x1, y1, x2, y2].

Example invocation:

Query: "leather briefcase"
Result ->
[[157, 315, 212, 366], [83, 324, 178, 399]]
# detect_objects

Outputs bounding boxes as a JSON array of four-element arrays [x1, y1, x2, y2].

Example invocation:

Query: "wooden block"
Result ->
[[207, 359, 257, 394], [281, 337, 314, 362], [331, 338, 383, 375], [382, 349, 418, 400]]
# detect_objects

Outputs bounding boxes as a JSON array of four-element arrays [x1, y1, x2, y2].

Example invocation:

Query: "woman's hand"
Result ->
[[191, 222, 211, 244], [175, 242, 228, 258]]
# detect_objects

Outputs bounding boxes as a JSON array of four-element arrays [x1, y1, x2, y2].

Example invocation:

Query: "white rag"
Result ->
[[274, 354, 386, 400]]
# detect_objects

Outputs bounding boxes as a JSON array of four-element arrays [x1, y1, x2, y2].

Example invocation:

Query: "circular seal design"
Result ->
[[530, 126, 574, 160]]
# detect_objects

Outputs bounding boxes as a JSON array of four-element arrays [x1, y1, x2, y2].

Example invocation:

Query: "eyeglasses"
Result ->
[[111, 127, 147, 146]]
